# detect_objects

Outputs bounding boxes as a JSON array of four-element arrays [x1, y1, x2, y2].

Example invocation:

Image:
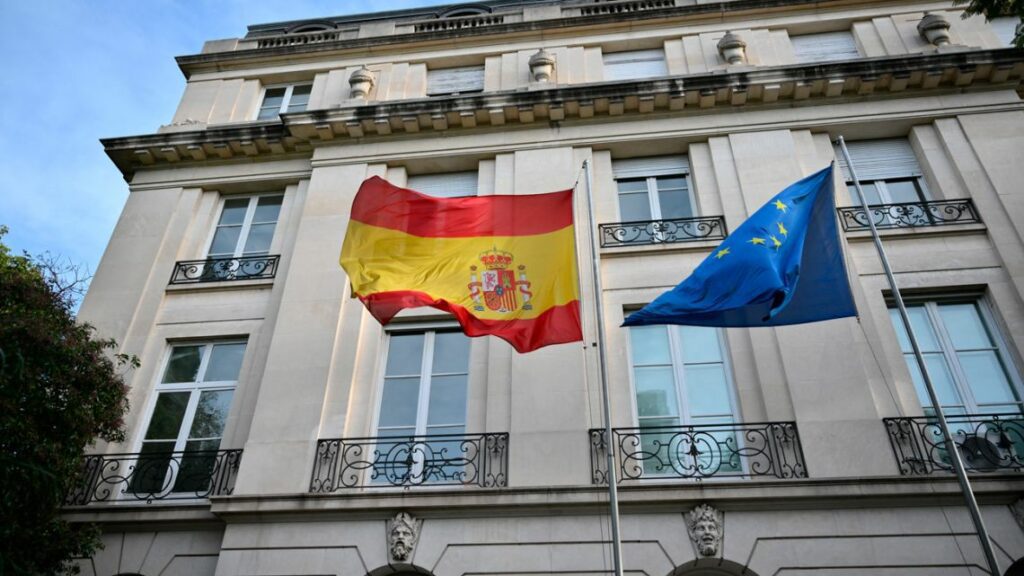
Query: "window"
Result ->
[[889, 301, 1022, 416], [613, 156, 694, 222], [375, 330, 470, 483], [791, 31, 860, 63], [628, 325, 739, 475], [407, 171, 479, 198], [992, 17, 1021, 46], [257, 83, 312, 120], [836, 139, 929, 206], [603, 49, 668, 81], [426, 66, 485, 96], [132, 342, 245, 495], [208, 195, 283, 259]]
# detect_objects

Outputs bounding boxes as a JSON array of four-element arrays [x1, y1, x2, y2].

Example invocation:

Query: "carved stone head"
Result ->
[[388, 512, 421, 562], [686, 504, 723, 557]]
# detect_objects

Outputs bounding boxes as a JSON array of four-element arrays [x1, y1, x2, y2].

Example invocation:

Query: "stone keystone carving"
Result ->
[[388, 511, 422, 562], [686, 504, 724, 557]]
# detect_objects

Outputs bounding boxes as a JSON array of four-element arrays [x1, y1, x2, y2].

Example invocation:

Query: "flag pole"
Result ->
[[836, 136, 1001, 576], [582, 158, 625, 576]]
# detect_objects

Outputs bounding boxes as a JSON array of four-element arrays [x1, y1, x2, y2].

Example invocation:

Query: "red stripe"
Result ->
[[350, 176, 574, 238], [357, 290, 582, 353]]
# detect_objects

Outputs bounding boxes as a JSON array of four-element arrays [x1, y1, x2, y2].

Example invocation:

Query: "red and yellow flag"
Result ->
[[340, 176, 582, 353]]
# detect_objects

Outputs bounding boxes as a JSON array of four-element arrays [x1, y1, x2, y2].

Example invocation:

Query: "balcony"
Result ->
[[168, 255, 280, 285], [837, 199, 980, 232], [884, 414, 1024, 475], [309, 432, 508, 491], [64, 449, 242, 505], [599, 216, 727, 248], [589, 422, 807, 483]]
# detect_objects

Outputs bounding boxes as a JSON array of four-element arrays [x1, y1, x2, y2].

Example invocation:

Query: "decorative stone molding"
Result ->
[[918, 13, 953, 47], [686, 504, 723, 557], [388, 511, 422, 562], [349, 66, 376, 99], [529, 48, 556, 83], [1011, 499, 1024, 532], [717, 31, 747, 65]]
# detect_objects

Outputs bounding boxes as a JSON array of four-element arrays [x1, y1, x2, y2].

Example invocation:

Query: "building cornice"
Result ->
[[103, 49, 1024, 181]]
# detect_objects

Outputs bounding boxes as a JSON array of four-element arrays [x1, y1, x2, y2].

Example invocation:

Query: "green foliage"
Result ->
[[0, 226, 134, 575], [954, 0, 1024, 47]]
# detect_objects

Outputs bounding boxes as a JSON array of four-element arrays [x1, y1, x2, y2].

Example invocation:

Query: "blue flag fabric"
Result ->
[[623, 164, 856, 328]]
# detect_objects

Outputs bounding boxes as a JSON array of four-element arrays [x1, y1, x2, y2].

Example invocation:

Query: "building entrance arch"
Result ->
[[668, 558, 760, 576]]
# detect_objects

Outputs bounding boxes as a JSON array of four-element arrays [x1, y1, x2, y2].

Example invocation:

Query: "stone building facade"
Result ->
[[67, 1, 1024, 574]]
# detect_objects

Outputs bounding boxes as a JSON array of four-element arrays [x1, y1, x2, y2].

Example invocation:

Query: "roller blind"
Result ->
[[426, 66, 485, 95], [407, 172, 479, 198], [603, 49, 669, 81], [791, 31, 860, 63], [836, 139, 923, 182], [612, 156, 689, 179]]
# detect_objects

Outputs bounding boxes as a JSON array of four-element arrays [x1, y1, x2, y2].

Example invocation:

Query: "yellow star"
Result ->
[[748, 237, 766, 246], [777, 221, 788, 237], [770, 235, 783, 249], [715, 248, 730, 259], [774, 199, 788, 212]]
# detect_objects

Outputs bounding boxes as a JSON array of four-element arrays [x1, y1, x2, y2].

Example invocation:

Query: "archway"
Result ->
[[667, 558, 760, 576]]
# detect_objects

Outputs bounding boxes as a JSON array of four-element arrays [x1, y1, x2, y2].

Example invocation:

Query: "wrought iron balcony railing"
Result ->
[[884, 414, 1024, 475], [589, 422, 807, 483], [599, 216, 727, 248], [837, 199, 980, 231], [169, 255, 280, 285], [309, 432, 508, 491], [64, 449, 242, 505]]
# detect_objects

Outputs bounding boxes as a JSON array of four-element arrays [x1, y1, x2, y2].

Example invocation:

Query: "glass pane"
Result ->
[[129, 441, 176, 495], [218, 199, 250, 226], [890, 307, 940, 353], [630, 326, 670, 365], [379, 377, 420, 427], [242, 223, 276, 255], [679, 326, 722, 364], [848, 182, 882, 206], [635, 367, 678, 418], [884, 179, 923, 203], [386, 334, 424, 376], [162, 346, 202, 383], [144, 392, 191, 440], [656, 178, 693, 219], [616, 179, 648, 194], [204, 343, 246, 382], [173, 440, 221, 493], [959, 351, 1017, 405], [432, 332, 470, 374], [939, 304, 993, 350], [257, 106, 280, 120], [427, 374, 467, 426], [685, 365, 733, 417], [638, 418, 678, 476], [188, 390, 234, 439], [260, 88, 285, 112], [286, 85, 311, 111], [906, 353, 962, 409], [253, 196, 283, 223], [618, 192, 651, 221], [208, 226, 241, 257]]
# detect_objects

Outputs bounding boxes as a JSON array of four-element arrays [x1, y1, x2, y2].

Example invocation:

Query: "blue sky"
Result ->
[[0, 0, 451, 278]]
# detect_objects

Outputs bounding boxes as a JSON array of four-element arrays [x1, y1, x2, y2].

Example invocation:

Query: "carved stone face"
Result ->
[[693, 517, 720, 556], [389, 515, 417, 561]]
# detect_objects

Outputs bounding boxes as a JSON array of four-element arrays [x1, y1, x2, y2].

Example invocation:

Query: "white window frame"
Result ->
[[406, 171, 479, 198], [256, 82, 312, 120], [837, 139, 930, 206], [892, 299, 1024, 415], [602, 49, 669, 81], [205, 193, 284, 259], [615, 175, 696, 222], [612, 156, 695, 222], [426, 66, 486, 96], [790, 30, 861, 64]]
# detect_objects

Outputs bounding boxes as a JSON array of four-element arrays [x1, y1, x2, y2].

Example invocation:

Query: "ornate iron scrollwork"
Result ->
[[64, 449, 242, 504], [169, 255, 280, 284], [600, 216, 727, 248], [310, 432, 509, 491], [590, 421, 807, 483], [837, 199, 980, 231], [884, 414, 1024, 475]]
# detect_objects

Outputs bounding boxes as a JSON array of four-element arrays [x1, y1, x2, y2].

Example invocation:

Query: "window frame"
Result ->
[[425, 66, 486, 96], [205, 193, 284, 259], [615, 174, 697, 222], [406, 171, 480, 198], [256, 82, 313, 120], [602, 49, 669, 81], [790, 30, 861, 64], [846, 176, 930, 206]]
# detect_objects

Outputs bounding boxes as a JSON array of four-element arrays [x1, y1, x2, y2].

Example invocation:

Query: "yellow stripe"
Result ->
[[341, 221, 578, 321]]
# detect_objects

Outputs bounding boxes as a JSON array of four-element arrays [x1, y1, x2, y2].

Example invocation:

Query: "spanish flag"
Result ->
[[340, 176, 583, 353]]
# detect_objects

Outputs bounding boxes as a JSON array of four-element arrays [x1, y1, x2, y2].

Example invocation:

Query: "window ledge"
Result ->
[[165, 277, 276, 293], [843, 221, 986, 240], [600, 238, 722, 257]]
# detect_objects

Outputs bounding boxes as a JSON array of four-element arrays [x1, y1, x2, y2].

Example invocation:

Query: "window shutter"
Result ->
[[603, 49, 668, 81], [992, 17, 1020, 46], [836, 139, 923, 182], [407, 172, 479, 198], [791, 31, 860, 63], [612, 156, 689, 179], [426, 66, 485, 95]]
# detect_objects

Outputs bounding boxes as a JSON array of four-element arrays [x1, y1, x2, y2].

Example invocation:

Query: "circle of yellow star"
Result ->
[[770, 235, 783, 249], [748, 237, 766, 246], [774, 199, 788, 212], [715, 248, 730, 259], [777, 221, 788, 236]]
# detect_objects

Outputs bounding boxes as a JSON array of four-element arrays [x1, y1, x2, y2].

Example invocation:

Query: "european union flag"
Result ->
[[623, 164, 856, 327]]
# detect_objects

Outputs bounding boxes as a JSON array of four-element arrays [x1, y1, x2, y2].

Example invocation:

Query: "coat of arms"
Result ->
[[468, 248, 533, 313]]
